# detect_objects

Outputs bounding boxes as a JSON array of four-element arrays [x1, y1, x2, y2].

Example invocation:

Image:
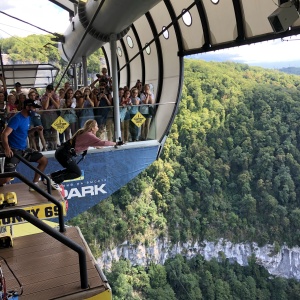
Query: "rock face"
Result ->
[[98, 238, 300, 280]]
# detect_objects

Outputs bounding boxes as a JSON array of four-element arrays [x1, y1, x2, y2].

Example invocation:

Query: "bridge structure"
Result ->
[[0, 1, 299, 298]]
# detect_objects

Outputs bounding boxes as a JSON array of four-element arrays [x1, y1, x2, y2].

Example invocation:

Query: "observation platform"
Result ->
[[0, 155, 112, 299], [0, 226, 111, 299]]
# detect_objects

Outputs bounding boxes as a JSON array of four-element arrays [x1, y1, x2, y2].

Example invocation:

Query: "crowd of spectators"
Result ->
[[0, 69, 156, 151]]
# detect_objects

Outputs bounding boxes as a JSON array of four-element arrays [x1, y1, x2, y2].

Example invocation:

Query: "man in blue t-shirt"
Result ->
[[0, 99, 48, 190]]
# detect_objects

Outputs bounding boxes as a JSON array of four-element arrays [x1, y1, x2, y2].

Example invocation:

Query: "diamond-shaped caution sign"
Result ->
[[51, 116, 69, 134], [131, 112, 146, 127]]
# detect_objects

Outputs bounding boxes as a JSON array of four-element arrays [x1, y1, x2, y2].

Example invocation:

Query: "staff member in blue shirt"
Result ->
[[0, 99, 48, 190]]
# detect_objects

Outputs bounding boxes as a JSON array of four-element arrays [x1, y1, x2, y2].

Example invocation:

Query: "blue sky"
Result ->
[[1, 0, 300, 69]]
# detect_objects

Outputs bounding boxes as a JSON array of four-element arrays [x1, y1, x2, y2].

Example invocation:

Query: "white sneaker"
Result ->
[[29, 182, 40, 192], [42, 176, 62, 192], [51, 181, 62, 192]]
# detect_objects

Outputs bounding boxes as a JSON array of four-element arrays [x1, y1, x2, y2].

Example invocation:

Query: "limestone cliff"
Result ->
[[98, 239, 300, 280]]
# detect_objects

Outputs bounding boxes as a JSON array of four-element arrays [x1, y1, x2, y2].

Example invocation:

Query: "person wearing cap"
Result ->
[[0, 99, 49, 191]]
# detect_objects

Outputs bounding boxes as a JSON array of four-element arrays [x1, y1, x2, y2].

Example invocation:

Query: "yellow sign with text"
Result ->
[[131, 112, 146, 127], [52, 116, 69, 133], [0, 201, 67, 226]]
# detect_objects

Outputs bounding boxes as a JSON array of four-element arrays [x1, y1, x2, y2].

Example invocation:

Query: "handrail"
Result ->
[[29, 101, 169, 114], [13, 152, 52, 194], [0, 152, 51, 194], [0, 209, 88, 289], [0, 170, 65, 233]]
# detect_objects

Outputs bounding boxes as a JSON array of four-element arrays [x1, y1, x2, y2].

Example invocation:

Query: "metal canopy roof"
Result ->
[[2, 64, 59, 89], [49, 0, 78, 15], [49, 0, 300, 54]]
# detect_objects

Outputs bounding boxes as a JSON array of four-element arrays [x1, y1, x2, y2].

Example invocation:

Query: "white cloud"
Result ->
[[196, 36, 300, 68], [0, 0, 70, 38], [227, 38, 300, 64]]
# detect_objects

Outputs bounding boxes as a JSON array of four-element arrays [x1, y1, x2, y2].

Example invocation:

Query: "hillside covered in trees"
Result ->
[[72, 59, 300, 248], [0, 34, 102, 75], [69, 59, 300, 299]]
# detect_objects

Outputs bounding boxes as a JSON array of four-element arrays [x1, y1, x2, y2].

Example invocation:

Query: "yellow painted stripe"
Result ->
[[85, 289, 112, 300], [11, 220, 59, 237]]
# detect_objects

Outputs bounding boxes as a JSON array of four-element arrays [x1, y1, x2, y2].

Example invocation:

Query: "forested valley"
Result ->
[[69, 59, 300, 299], [2, 34, 300, 299]]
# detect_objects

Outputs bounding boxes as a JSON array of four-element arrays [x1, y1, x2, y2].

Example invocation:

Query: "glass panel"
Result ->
[[117, 47, 122, 57], [126, 35, 134, 48], [31, 101, 176, 152], [182, 9, 192, 26], [145, 43, 151, 55], [162, 26, 169, 39]]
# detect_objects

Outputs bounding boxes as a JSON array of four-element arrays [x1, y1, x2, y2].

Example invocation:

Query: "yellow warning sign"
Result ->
[[131, 112, 146, 127], [52, 116, 69, 133]]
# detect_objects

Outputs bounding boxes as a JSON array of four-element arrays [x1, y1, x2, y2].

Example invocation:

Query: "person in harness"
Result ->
[[50, 119, 120, 185]]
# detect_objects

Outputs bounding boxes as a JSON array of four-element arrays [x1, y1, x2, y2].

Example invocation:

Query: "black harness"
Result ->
[[62, 137, 87, 163], [62, 137, 77, 156]]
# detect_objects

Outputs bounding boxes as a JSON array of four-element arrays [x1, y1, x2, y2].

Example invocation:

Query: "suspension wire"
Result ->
[[119, 0, 200, 72], [0, 11, 55, 35], [0, 22, 42, 35]]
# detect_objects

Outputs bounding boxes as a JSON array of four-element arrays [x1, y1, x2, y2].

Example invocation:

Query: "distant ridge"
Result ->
[[188, 53, 300, 69], [279, 67, 300, 75]]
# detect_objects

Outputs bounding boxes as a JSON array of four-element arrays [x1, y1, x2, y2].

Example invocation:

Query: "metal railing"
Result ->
[[0, 209, 88, 289], [0, 154, 89, 289], [0, 170, 65, 232]]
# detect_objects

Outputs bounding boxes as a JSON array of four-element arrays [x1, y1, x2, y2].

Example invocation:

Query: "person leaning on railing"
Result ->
[[49, 119, 119, 185]]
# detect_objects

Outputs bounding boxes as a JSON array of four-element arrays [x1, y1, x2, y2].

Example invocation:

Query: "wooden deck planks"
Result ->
[[0, 227, 107, 299]]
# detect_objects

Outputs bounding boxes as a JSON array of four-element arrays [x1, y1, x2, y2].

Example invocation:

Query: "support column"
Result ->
[[82, 56, 88, 87], [73, 64, 78, 90], [78, 63, 82, 87], [110, 34, 121, 141]]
